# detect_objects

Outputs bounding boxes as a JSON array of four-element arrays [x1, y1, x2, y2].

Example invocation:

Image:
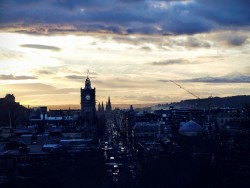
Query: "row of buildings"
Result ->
[[0, 76, 111, 176], [1, 75, 250, 183]]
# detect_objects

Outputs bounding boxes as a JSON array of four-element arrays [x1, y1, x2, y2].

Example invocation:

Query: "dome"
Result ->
[[179, 120, 203, 136]]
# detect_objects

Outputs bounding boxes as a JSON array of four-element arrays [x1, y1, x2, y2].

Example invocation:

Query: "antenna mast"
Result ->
[[169, 80, 200, 99]]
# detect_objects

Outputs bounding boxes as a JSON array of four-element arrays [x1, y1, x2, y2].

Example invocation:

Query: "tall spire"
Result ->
[[130, 105, 134, 111], [68, 106, 71, 116], [98, 102, 101, 112], [106, 96, 112, 112], [101, 102, 104, 112], [84, 74, 91, 89]]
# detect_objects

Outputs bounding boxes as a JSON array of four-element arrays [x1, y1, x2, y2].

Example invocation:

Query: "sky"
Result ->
[[0, 0, 250, 107]]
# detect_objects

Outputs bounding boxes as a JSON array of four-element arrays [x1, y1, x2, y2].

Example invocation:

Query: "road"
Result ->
[[99, 113, 141, 188]]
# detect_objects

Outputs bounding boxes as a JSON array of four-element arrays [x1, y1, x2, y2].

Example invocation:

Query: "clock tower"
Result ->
[[80, 75, 96, 124]]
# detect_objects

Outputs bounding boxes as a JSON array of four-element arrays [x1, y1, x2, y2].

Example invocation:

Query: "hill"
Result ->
[[150, 95, 250, 110]]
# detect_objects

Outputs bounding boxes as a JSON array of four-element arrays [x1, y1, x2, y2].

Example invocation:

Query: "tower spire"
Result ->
[[98, 102, 101, 112], [101, 102, 104, 112], [84, 71, 91, 89], [106, 96, 112, 112], [87, 69, 89, 78]]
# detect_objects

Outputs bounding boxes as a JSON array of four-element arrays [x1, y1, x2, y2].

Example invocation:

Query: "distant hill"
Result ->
[[149, 95, 250, 111]]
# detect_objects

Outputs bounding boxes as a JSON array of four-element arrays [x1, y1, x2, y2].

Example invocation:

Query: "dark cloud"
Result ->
[[158, 36, 211, 49], [141, 46, 152, 51], [158, 79, 174, 83], [193, 0, 250, 26], [184, 74, 250, 83], [158, 73, 250, 83], [0, 0, 250, 35], [228, 36, 247, 46], [107, 35, 211, 51], [222, 35, 248, 46], [20, 44, 61, 51], [0, 74, 37, 80], [183, 37, 211, 48], [151, 59, 190, 66], [35, 70, 53, 75], [66, 72, 97, 80], [66, 75, 85, 80]]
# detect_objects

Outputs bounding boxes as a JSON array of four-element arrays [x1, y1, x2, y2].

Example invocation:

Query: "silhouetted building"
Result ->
[[133, 121, 160, 143], [0, 94, 28, 127], [179, 120, 203, 136], [4, 94, 15, 103], [0, 94, 16, 103], [80, 76, 96, 124]]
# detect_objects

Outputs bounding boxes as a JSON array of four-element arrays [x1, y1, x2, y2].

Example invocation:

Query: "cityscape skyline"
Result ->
[[1, 0, 250, 106], [1, 2, 250, 187]]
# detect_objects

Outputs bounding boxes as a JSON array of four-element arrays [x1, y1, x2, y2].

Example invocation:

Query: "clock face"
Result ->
[[85, 95, 91, 100]]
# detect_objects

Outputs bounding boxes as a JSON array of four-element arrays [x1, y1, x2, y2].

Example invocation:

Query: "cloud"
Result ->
[[219, 34, 248, 46], [179, 37, 211, 48], [35, 70, 53, 75], [66, 75, 86, 80], [193, 0, 250, 27], [185, 75, 250, 83], [3, 83, 79, 95], [141, 46, 152, 51], [65, 71, 98, 80], [157, 80, 169, 83], [0, 0, 250, 35], [228, 36, 247, 46], [0, 49, 23, 59], [157, 35, 212, 50], [32, 66, 68, 77], [20, 44, 61, 51], [89, 71, 98, 75], [0, 74, 37, 80], [158, 73, 250, 83], [151, 59, 190, 66], [94, 77, 156, 89]]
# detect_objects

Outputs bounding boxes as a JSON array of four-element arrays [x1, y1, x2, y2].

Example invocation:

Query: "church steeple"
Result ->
[[101, 102, 104, 112], [98, 102, 101, 112], [130, 105, 134, 111], [106, 96, 112, 112]]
